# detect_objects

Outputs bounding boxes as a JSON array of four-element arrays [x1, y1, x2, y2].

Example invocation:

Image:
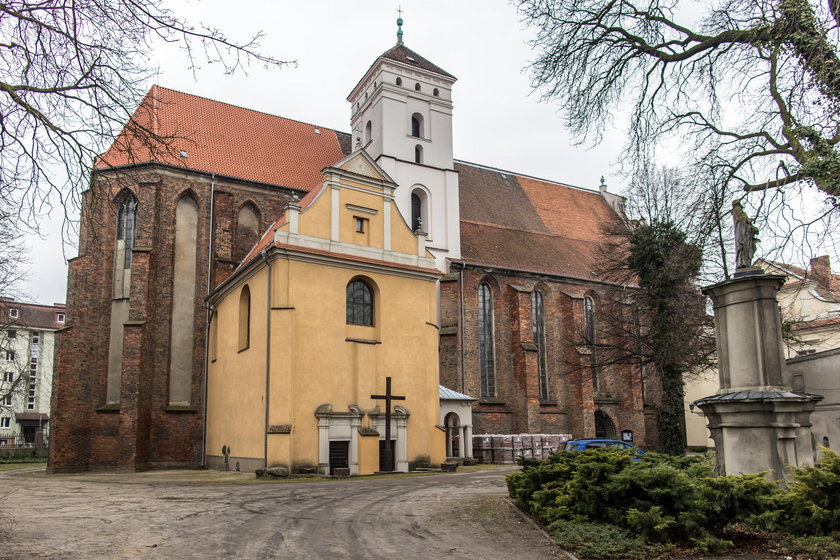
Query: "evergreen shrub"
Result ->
[[506, 448, 779, 542], [755, 449, 840, 535]]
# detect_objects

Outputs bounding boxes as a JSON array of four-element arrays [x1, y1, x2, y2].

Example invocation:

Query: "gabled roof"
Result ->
[[97, 86, 352, 191], [379, 45, 456, 79], [455, 162, 621, 282], [439, 385, 477, 401]]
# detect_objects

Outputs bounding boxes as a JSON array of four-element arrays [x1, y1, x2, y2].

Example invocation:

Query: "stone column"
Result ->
[[317, 415, 330, 475], [694, 271, 822, 480]]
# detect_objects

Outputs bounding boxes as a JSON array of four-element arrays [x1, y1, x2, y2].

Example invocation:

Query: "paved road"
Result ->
[[1, 467, 561, 559]]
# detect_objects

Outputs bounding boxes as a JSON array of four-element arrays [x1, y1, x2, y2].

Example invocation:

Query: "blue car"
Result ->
[[563, 438, 645, 454]]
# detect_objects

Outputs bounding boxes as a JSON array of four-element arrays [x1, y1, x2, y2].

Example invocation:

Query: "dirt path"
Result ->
[[0, 467, 561, 559]]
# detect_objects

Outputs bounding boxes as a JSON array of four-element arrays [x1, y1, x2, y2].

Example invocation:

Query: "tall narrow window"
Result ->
[[411, 192, 422, 231], [411, 113, 423, 138], [365, 120, 372, 144], [239, 285, 251, 351], [585, 296, 598, 391], [532, 291, 548, 400], [346, 280, 373, 326], [478, 283, 496, 398], [116, 196, 137, 269], [414, 144, 423, 164]]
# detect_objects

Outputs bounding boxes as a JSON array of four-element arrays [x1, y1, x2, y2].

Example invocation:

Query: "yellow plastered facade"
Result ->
[[206, 150, 445, 474]]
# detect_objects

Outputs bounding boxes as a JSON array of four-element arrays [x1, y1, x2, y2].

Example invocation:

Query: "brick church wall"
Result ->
[[439, 263, 647, 443], [49, 164, 296, 472]]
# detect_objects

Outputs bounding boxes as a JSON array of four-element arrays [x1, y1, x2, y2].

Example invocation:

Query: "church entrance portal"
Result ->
[[378, 440, 395, 471], [594, 410, 617, 438], [445, 412, 460, 458], [329, 441, 350, 474]]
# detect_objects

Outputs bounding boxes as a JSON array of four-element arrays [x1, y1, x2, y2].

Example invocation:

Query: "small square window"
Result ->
[[2, 372, 12, 382], [355, 217, 367, 233], [0, 418, 9, 429], [5, 351, 14, 362], [2, 395, 11, 406], [7, 330, 15, 339], [56, 313, 65, 323], [8, 308, 18, 319]]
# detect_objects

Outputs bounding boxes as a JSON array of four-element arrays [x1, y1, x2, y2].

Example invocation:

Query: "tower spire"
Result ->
[[396, 7, 404, 46]]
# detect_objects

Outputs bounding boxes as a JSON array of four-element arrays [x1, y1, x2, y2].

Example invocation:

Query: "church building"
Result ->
[[48, 23, 653, 473], [205, 149, 444, 474]]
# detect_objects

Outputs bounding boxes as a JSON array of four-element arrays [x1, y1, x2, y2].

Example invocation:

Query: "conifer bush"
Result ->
[[506, 448, 779, 542], [756, 449, 840, 536]]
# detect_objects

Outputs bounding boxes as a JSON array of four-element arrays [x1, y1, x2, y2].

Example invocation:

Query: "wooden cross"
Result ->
[[370, 376, 405, 472]]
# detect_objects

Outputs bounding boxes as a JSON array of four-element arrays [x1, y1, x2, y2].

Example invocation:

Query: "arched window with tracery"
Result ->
[[585, 296, 598, 391], [346, 279, 374, 326], [116, 195, 137, 268], [478, 283, 496, 398], [532, 290, 548, 400]]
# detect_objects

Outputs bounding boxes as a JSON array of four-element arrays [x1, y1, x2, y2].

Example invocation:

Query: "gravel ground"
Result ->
[[0, 466, 562, 560]]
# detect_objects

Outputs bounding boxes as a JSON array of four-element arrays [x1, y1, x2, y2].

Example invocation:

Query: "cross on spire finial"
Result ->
[[396, 6, 404, 46]]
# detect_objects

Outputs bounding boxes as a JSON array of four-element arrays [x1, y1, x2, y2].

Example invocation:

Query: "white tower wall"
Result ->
[[348, 52, 460, 272]]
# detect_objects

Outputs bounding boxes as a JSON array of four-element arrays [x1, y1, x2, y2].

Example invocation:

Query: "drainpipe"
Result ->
[[458, 263, 466, 393], [200, 173, 216, 468], [261, 248, 272, 470]]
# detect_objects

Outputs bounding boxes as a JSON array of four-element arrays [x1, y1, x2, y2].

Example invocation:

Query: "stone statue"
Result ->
[[732, 200, 759, 269]]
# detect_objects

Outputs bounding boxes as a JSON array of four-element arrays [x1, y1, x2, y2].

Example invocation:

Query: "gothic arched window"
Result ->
[[478, 283, 496, 398], [346, 279, 374, 326], [116, 195, 137, 269], [585, 296, 598, 391], [532, 290, 548, 400]]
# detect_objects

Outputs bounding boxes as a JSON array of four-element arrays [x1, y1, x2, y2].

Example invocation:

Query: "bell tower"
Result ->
[[347, 17, 460, 270]]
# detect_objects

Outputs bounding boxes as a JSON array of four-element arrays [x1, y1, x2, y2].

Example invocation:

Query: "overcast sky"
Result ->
[[23, 1, 631, 305]]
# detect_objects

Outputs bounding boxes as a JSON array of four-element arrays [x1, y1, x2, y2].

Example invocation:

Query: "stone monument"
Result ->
[[693, 203, 822, 480]]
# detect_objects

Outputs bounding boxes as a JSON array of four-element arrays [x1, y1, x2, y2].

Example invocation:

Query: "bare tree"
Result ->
[[0, 1, 292, 232], [516, 0, 839, 264], [0, 193, 31, 441]]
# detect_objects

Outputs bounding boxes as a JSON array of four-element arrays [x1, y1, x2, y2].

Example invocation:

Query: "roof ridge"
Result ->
[[455, 159, 600, 194], [152, 85, 346, 134]]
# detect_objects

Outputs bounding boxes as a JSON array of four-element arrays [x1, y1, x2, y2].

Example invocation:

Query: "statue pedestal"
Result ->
[[694, 273, 822, 480]]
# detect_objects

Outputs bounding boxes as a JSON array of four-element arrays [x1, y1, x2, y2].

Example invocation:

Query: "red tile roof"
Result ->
[[97, 86, 351, 191], [455, 162, 621, 281]]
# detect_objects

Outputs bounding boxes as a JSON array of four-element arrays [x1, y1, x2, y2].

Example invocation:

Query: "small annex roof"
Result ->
[[455, 161, 623, 283], [97, 86, 352, 192], [439, 385, 477, 401]]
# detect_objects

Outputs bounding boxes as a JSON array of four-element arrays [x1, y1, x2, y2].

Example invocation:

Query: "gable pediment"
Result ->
[[329, 149, 395, 185]]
